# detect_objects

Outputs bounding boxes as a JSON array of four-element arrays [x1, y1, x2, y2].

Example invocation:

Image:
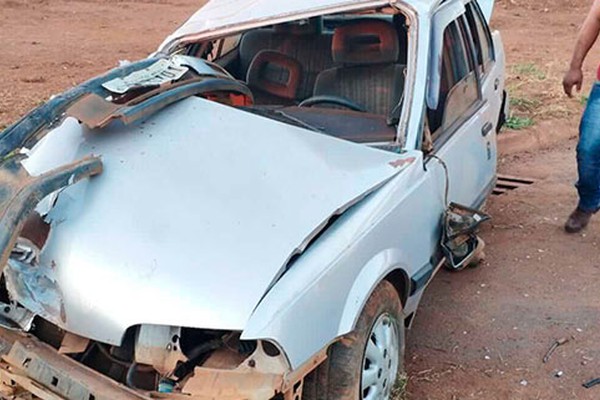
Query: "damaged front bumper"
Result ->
[[0, 329, 150, 400], [0, 328, 326, 400]]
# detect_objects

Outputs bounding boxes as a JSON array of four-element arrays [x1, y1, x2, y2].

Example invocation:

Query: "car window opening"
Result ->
[[185, 10, 410, 144], [427, 11, 482, 146]]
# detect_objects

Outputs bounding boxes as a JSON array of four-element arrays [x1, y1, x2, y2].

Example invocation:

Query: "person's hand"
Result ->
[[563, 68, 583, 97]]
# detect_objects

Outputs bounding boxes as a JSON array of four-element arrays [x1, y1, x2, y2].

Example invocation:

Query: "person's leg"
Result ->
[[566, 82, 600, 232], [577, 83, 600, 210]]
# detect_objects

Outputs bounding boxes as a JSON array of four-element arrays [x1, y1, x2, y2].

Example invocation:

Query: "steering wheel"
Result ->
[[299, 95, 367, 113]]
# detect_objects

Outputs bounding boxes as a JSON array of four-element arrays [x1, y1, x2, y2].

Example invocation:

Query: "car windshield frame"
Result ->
[[176, 5, 418, 148]]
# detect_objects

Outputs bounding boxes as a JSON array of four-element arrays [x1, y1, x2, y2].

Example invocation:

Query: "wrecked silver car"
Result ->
[[0, 0, 505, 399]]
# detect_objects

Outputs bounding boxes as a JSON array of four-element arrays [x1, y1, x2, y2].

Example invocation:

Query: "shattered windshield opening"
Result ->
[[186, 10, 410, 144]]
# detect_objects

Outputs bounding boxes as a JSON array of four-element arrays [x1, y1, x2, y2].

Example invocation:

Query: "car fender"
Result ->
[[337, 248, 410, 336], [242, 155, 437, 369]]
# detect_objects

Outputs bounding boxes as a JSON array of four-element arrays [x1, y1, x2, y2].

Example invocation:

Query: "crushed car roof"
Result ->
[[158, 0, 495, 52], [159, 0, 399, 52]]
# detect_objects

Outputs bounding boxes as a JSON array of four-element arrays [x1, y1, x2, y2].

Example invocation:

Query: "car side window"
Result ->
[[465, 1, 495, 74], [427, 19, 480, 138]]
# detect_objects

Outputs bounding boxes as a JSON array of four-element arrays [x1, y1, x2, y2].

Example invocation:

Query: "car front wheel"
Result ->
[[302, 280, 405, 400]]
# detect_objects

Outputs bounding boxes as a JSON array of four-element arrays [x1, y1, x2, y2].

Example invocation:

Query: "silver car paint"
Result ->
[[243, 0, 505, 369], [16, 97, 408, 345]]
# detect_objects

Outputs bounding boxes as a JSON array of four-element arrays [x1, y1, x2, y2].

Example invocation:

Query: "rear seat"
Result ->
[[239, 18, 334, 100]]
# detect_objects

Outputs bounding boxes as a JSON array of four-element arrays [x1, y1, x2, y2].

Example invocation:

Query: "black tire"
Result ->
[[303, 280, 405, 400]]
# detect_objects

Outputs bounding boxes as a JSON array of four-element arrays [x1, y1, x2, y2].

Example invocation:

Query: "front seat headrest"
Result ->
[[332, 19, 399, 65], [246, 50, 303, 100]]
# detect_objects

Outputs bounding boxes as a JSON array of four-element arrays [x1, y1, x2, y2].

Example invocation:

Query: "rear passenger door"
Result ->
[[426, 2, 496, 208]]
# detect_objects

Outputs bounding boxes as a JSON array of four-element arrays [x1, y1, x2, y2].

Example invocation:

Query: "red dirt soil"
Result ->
[[1, 0, 599, 399]]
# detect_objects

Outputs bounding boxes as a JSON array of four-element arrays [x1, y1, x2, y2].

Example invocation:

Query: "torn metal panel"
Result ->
[[183, 369, 282, 400], [180, 341, 324, 400], [0, 155, 102, 332], [134, 325, 186, 375], [0, 301, 35, 332], [0, 330, 152, 400], [4, 256, 65, 325], [67, 77, 253, 129], [0, 59, 158, 158], [0, 155, 103, 272], [66, 94, 122, 129], [11, 237, 41, 265], [59, 333, 90, 355]]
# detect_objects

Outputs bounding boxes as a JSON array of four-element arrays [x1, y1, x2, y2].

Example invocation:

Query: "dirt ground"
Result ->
[[1, 0, 600, 399]]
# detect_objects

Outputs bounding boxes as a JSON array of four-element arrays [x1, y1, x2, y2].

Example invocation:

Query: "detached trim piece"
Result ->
[[67, 78, 253, 129]]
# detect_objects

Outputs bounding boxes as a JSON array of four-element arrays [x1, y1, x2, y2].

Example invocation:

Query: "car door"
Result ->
[[425, 0, 496, 208], [476, 0, 495, 22], [466, 0, 506, 133]]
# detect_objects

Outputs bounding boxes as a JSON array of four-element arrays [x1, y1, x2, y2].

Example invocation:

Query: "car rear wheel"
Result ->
[[302, 280, 405, 400]]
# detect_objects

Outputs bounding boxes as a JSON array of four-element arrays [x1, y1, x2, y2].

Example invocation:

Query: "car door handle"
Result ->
[[481, 122, 493, 137]]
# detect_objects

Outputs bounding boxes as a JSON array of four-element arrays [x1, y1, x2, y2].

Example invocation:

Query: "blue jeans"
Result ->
[[577, 82, 600, 212]]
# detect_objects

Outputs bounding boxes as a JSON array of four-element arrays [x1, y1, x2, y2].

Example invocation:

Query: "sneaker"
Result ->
[[565, 207, 593, 233]]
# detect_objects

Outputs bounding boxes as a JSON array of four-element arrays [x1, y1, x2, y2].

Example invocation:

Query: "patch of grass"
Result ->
[[504, 59, 582, 125], [512, 63, 547, 80], [580, 95, 589, 105], [540, 103, 573, 119], [510, 96, 541, 112], [391, 373, 409, 400], [505, 115, 535, 130]]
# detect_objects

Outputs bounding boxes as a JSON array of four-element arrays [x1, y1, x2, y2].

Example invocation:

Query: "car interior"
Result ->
[[188, 11, 410, 144]]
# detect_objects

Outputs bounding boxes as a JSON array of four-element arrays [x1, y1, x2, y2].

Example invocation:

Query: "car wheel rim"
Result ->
[[361, 313, 399, 400]]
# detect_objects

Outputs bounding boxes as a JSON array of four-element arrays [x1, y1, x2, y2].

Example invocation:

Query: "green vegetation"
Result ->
[[505, 115, 534, 130], [512, 63, 547, 80], [510, 96, 541, 112], [504, 61, 579, 131], [391, 374, 409, 400]]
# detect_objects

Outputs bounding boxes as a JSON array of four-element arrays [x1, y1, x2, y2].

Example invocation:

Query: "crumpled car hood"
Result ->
[[12, 97, 406, 345]]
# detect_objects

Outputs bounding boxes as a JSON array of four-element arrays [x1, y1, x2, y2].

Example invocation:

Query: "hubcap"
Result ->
[[361, 313, 399, 400]]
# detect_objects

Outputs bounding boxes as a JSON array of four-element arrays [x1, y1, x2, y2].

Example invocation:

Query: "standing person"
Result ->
[[563, 0, 600, 233]]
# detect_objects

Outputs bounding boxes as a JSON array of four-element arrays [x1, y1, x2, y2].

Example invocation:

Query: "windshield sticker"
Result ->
[[102, 59, 189, 94]]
